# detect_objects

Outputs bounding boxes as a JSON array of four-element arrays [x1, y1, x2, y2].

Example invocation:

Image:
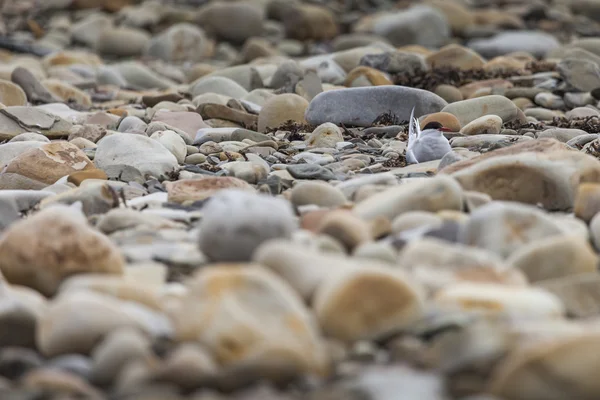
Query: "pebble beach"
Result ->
[[3, 0, 600, 399]]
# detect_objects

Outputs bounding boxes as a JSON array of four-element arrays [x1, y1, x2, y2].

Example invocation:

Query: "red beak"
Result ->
[[439, 127, 453, 132]]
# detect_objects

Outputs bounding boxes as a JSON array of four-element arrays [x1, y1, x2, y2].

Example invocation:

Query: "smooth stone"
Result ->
[[313, 265, 426, 343], [190, 76, 249, 99], [165, 177, 254, 205], [468, 31, 560, 58], [490, 333, 600, 400], [399, 238, 526, 290], [442, 95, 518, 127], [459, 201, 568, 258], [435, 283, 564, 318], [460, 115, 503, 135], [37, 291, 162, 357], [0, 142, 45, 168], [145, 23, 210, 63], [258, 93, 309, 132], [70, 13, 113, 48], [117, 116, 147, 134], [539, 273, 600, 318], [231, 129, 270, 143], [534, 92, 565, 109], [557, 58, 600, 92], [90, 328, 154, 386], [575, 183, 600, 223], [287, 164, 337, 181], [538, 128, 588, 143], [11, 67, 60, 105], [507, 235, 598, 283], [353, 175, 463, 221], [434, 84, 463, 103], [281, 3, 338, 42], [426, 44, 485, 70], [196, 2, 264, 43], [169, 266, 328, 380], [364, 5, 450, 48], [360, 51, 428, 75], [306, 86, 448, 128], [306, 123, 343, 148], [449, 149, 600, 210], [0, 79, 27, 106], [68, 125, 107, 143], [95, 27, 150, 57], [95, 134, 179, 179], [567, 107, 600, 119], [0, 205, 124, 296], [113, 62, 175, 90], [150, 130, 187, 164], [9, 133, 50, 143], [0, 141, 95, 190], [524, 107, 562, 121], [197, 190, 296, 262], [290, 181, 347, 208]]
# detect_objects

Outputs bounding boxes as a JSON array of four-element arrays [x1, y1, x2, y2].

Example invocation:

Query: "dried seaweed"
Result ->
[[391, 63, 555, 91], [549, 116, 600, 133], [265, 119, 315, 140]]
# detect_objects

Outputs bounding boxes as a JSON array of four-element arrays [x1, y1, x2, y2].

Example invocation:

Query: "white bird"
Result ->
[[406, 107, 453, 164]]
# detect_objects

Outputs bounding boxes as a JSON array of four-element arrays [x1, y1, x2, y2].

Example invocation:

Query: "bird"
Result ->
[[406, 107, 453, 164]]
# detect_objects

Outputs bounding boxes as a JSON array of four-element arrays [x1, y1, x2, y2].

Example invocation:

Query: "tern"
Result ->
[[406, 107, 453, 164]]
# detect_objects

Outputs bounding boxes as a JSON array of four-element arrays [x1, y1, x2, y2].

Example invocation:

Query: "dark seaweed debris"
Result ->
[[265, 120, 315, 140], [391, 62, 556, 91]]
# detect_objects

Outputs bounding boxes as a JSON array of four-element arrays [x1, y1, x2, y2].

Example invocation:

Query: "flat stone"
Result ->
[[306, 86, 448, 127], [287, 164, 337, 180], [442, 95, 519, 127], [468, 31, 560, 58]]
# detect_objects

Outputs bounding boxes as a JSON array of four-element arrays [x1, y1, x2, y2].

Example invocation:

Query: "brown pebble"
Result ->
[[67, 169, 108, 186]]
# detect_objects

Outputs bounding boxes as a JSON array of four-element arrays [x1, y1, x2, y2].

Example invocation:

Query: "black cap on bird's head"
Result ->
[[423, 121, 452, 132]]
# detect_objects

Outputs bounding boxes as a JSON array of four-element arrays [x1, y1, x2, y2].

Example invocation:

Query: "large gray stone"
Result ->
[[468, 31, 560, 58], [95, 134, 178, 179], [305, 86, 447, 127]]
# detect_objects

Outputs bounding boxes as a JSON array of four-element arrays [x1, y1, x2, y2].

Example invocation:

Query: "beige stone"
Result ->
[[0, 79, 27, 106], [0, 205, 124, 296], [257, 94, 308, 132], [0, 141, 95, 190], [168, 265, 330, 378], [313, 265, 426, 343], [353, 175, 464, 221], [435, 283, 565, 318], [399, 238, 527, 292], [165, 177, 255, 205], [508, 235, 598, 283]]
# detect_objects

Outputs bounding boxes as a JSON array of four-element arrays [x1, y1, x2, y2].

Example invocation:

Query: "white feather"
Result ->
[[407, 107, 421, 163]]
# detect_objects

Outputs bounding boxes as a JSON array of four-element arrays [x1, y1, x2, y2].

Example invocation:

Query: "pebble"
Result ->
[[95, 134, 179, 180], [459, 201, 567, 258], [313, 265, 426, 342], [197, 190, 296, 262], [460, 115, 503, 136], [442, 95, 518, 127], [257, 93, 309, 132], [290, 181, 347, 208], [0, 205, 123, 296], [353, 176, 463, 221]]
